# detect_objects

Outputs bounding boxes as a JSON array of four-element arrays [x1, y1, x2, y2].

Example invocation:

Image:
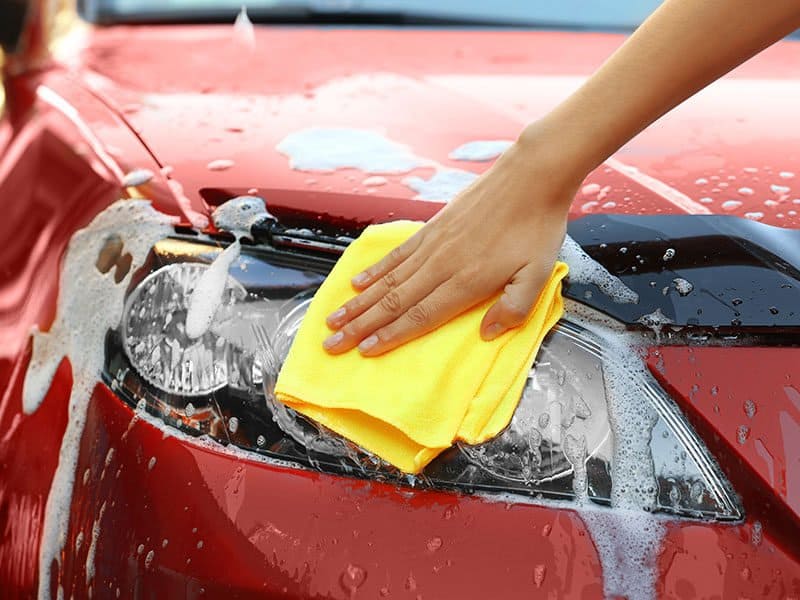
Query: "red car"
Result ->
[[2, 1, 800, 598]]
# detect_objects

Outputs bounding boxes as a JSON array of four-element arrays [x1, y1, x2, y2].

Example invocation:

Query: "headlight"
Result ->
[[121, 263, 247, 396], [105, 233, 741, 522]]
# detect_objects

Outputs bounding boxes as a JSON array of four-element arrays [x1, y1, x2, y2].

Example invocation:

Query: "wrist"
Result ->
[[516, 118, 599, 184]]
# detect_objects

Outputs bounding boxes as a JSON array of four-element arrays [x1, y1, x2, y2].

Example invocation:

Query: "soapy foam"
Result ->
[[232, 5, 255, 49], [448, 140, 513, 162], [580, 508, 664, 600], [403, 169, 477, 201], [558, 235, 639, 304], [121, 169, 154, 188], [567, 315, 664, 599], [84, 501, 107, 587], [22, 200, 175, 600], [276, 128, 426, 174], [185, 240, 241, 339], [275, 128, 488, 202], [211, 195, 272, 239]]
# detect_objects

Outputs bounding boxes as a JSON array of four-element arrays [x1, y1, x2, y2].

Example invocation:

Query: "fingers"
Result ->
[[326, 251, 426, 330], [479, 263, 546, 340], [357, 280, 473, 356], [323, 268, 441, 354], [348, 231, 424, 291]]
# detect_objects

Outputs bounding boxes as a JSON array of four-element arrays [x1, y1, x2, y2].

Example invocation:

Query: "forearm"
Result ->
[[523, 0, 800, 190]]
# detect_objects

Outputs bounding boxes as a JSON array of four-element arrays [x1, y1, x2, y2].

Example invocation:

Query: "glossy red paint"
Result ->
[[1, 19, 800, 599]]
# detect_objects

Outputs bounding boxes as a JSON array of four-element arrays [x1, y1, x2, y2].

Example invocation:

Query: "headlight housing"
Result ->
[[104, 231, 741, 522]]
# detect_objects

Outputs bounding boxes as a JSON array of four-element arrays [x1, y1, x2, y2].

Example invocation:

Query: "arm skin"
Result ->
[[323, 0, 800, 357]]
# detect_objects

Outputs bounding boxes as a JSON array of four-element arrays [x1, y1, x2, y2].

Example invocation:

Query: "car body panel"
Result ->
[[1, 22, 800, 599]]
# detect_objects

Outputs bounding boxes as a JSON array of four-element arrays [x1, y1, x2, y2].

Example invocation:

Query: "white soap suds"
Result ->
[[558, 236, 639, 304], [121, 169, 154, 187], [448, 140, 513, 162], [672, 278, 694, 296], [232, 5, 255, 49], [207, 159, 235, 172], [276, 128, 491, 202], [580, 509, 664, 600], [22, 200, 175, 600], [276, 128, 426, 173], [185, 240, 241, 339], [362, 175, 388, 187], [85, 501, 107, 586], [721, 200, 742, 211], [403, 169, 477, 201], [211, 195, 273, 239], [637, 308, 674, 337], [571, 317, 664, 599]]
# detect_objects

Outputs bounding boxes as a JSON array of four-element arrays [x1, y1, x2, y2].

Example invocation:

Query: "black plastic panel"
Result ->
[[564, 215, 800, 332]]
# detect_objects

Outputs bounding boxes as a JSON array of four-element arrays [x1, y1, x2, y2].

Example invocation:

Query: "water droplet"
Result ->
[[769, 306, 780, 315], [738, 187, 754, 196], [740, 566, 752, 581], [145, 550, 155, 568], [197, 540, 204, 549], [228, 417, 239, 433], [690, 480, 705, 502], [147, 457, 156, 470], [722, 200, 742, 211], [673, 278, 694, 296], [404, 574, 417, 592], [339, 564, 367, 593], [743, 399, 756, 418], [541, 523, 552, 537], [426, 537, 443, 553], [137, 544, 144, 555], [737, 425, 750, 445], [256, 435, 266, 447], [751, 520, 763, 546], [533, 564, 547, 588], [662, 248, 675, 261], [582, 183, 601, 195], [207, 159, 235, 171], [185, 402, 195, 417]]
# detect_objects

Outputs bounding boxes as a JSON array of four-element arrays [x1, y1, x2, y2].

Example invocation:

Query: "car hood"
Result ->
[[76, 25, 800, 229]]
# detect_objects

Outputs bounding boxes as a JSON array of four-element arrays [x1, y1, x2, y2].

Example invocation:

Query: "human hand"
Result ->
[[322, 128, 583, 356]]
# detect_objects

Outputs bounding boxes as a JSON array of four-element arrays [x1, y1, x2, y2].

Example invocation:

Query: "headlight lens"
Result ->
[[122, 263, 247, 396], [105, 235, 741, 522]]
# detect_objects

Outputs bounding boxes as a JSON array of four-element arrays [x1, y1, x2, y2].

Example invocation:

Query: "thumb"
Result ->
[[480, 263, 546, 341]]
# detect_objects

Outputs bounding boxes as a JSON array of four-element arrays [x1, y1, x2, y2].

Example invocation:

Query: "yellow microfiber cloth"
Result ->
[[274, 220, 568, 474]]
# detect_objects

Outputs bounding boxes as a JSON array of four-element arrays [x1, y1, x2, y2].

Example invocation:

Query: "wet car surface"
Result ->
[[1, 3, 800, 599]]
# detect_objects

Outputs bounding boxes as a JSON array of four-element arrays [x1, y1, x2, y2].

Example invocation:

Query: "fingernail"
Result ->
[[358, 335, 379, 353], [326, 307, 346, 325], [351, 272, 369, 286], [484, 323, 504, 340], [323, 331, 344, 349]]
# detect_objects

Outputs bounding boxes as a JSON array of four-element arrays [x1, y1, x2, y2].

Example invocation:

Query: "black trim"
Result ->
[[565, 215, 800, 334]]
